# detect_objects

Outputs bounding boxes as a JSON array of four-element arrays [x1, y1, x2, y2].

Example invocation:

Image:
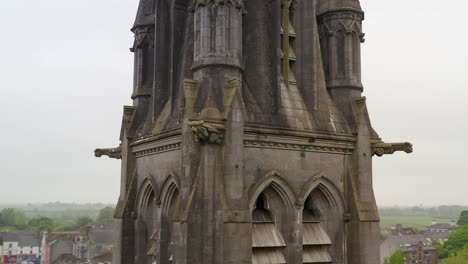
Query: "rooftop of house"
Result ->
[[423, 229, 453, 240], [1, 231, 40, 247], [384, 235, 436, 252], [389, 224, 419, 236], [88, 221, 114, 245], [92, 250, 113, 262], [427, 223, 457, 230], [46, 231, 86, 245], [51, 254, 80, 264]]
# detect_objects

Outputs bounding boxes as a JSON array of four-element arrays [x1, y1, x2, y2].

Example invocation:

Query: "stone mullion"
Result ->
[[289, 205, 304, 264]]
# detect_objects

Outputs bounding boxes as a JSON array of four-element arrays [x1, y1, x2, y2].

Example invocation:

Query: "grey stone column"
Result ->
[[317, 8, 364, 124], [131, 26, 155, 109], [289, 205, 304, 264], [192, 0, 244, 101]]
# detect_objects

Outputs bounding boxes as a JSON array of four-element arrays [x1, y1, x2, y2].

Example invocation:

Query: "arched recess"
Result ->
[[158, 173, 181, 264], [300, 173, 346, 264], [249, 171, 297, 264], [135, 177, 158, 264], [249, 171, 296, 211]]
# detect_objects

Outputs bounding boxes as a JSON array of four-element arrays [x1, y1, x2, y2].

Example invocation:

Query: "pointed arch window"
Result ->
[[302, 196, 332, 263], [136, 181, 158, 264], [160, 177, 180, 264], [252, 194, 287, 264]]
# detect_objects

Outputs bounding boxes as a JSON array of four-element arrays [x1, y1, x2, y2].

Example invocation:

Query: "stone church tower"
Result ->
[[95, 0, 412, 263]]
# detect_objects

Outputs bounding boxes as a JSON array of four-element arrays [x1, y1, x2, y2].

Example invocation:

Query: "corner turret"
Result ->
[[317, 0, 364, 123], [130, 0, 155, 120]]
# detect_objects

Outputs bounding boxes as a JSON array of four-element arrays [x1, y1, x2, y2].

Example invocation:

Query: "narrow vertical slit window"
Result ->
[[280, 0, 296, 86]]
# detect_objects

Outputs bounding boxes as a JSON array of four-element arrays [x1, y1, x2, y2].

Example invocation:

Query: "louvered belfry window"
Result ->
[[302, 196, 333, 263], [280, 0, 296, 86], [252, 194, 287, 264]]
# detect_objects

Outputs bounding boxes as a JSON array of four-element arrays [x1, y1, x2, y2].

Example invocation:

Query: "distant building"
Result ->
[[87, 221, 113, 262], [389, 224, 419, 236], [42, 232, 88, 264], [0, 231, 41, 264], [423, 220, 457, 244], [48, 254, 79, 264], [381, 235, 438, 264]]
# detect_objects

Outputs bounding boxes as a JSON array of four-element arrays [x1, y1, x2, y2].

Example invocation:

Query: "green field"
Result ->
[[380, 215, 453, 230]]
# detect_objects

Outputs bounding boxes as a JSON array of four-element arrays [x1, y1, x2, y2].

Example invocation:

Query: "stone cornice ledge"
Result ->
[[132, 135, 182, 158], [130, 128, 182, 147], [244, 125, 359, 143], [243, 134, 354, 155]]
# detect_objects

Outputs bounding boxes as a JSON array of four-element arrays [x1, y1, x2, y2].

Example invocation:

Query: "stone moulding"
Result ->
[[243, 140, 354, 155], [131, 130, 183, 158], [133, 142, 182, 158], [372, 142, 413, 157], [94, 145, 122, 159]]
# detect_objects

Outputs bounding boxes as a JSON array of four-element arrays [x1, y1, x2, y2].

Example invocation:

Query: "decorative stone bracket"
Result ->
[[94, 145, 122, 159], [188, 120, 223, 144], [372, 142, 413, 157]]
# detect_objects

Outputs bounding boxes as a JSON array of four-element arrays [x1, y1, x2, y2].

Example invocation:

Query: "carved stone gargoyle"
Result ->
[[372, 142, 413, 157], [94, 145, 122, 159], [188, 120, 223, 144]]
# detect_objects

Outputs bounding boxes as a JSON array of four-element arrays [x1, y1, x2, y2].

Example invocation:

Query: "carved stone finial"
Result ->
[[372, 142, 413, 157], [188, 121, 223, 144], [94, 145, 122, 159]]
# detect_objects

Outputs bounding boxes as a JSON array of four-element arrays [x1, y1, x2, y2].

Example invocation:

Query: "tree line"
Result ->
[[0, 207, 114, 232], [380, 205, 468, 219]]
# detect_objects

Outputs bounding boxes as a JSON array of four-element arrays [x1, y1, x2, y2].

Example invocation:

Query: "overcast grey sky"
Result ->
[[0, 0, 467, 206]]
